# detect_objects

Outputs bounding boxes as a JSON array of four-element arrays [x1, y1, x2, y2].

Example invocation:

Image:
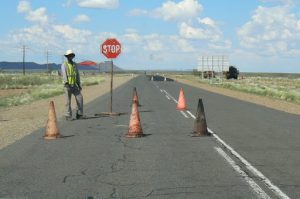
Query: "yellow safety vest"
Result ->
[[65, 62, 77, 85]]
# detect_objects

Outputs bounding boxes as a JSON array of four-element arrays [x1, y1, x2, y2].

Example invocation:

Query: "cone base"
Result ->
[[176, 107, 186, 111], [191, 132, 211, 137], [126, 133, 144, 138], [44, 134, 61, 140]]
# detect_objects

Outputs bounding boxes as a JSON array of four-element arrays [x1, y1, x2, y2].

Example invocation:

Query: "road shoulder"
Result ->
[[0, 74, 134, 150]]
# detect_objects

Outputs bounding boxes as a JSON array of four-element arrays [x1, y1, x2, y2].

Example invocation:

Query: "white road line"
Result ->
[[165, 95, 171, 100], [186, 110, 195, 119], [210, 129, 290, 199], [180, 111, 189, 118], [215, 147, 271, 199], [186, 107, 290, 199], [162, 90, 178, 103], [160, 89, 164, 93], [158, 86, 290, 198]]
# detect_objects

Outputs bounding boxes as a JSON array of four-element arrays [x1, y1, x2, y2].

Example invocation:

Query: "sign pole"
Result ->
[[95, 38, 122, 117], [110, 60, 113, 113]]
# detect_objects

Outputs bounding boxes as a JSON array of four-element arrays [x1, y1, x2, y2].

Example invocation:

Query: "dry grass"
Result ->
[[171, 74, 300, 115]]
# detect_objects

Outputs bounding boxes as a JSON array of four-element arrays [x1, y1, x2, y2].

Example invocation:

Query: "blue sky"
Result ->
[[1, 0, 300, 72]]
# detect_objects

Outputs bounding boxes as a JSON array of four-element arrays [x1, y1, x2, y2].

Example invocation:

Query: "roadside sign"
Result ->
[[98, 38, 122, 115], [101, 38, 121, 59]]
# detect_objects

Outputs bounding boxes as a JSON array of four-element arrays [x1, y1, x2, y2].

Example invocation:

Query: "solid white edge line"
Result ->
[[210, 129, 290, 199], [215, 147, 271, 199], [165, 95, 171, 100], [158, 86, 290, 199], [186, 110, 196, 119], [186, 108, 290, 199], [180, 111, 189, 118], [163, 90, 178, 103]]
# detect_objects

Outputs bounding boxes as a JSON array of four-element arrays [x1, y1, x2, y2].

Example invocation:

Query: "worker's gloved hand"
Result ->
[[64, 82, 70, 88], [78, 85, 82, 91]]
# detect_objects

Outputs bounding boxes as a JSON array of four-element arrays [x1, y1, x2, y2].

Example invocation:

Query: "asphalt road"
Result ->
[[0, 75, 299, 199]]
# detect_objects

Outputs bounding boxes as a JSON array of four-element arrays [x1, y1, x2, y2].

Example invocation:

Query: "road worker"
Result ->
[[61, 49, 84, 120]]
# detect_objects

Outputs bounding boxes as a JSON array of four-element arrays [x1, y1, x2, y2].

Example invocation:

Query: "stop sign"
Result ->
[[101, 38, 121, 59]]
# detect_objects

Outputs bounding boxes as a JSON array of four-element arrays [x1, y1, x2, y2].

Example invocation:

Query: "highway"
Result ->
[[0, 75, 299, 199]]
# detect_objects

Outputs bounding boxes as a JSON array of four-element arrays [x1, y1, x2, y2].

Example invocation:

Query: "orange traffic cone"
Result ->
[[44, 101, 61, 140], [176, 88, 187, 110], [126, 100, 143, 138], [192, 98, 210, 137], [132, 87, 140, 106]]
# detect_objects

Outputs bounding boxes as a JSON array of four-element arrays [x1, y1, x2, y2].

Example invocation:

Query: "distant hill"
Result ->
[[0, 61, 122, 72]]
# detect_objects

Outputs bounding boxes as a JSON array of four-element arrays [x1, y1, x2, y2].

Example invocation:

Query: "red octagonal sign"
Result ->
[[101, 38, 121, 59]]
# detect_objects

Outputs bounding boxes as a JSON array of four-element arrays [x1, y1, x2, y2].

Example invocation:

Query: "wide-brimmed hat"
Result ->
[[64, 49, 75, 57]]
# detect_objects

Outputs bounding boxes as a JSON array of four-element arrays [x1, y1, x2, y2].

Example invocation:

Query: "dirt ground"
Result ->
[[0, 89, 29, 97], [1, 74, 300, 150], [0, 74, 134, 150]]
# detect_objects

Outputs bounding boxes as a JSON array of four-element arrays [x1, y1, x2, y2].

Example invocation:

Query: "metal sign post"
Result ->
[[110, 59, 113, 113], [96, 38, 122, 116]]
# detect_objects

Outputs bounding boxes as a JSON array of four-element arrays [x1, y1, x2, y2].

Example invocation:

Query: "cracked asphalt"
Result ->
[[0, 75, 299, 198]]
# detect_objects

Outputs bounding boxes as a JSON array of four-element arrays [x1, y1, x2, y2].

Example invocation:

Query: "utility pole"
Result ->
[[22, 45, 26, 75], [46, 50, 51, 74]]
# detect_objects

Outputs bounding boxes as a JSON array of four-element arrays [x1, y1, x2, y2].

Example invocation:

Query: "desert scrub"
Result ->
[[217, 77, 300, 104], [0, 84, 64, 107], [0, 73, 61, 89], [81, 76, 105, 86], [0, 73, 106, 108]]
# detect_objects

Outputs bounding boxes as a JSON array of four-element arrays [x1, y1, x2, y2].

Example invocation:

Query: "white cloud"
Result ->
[[26, 7, 49, 24], [237, 5, 300, 56], [77, 0, 119, 9], [123, 31, 142, 43], [130, 0, 202, 21], [52, 25, 91, 43], [74, 14, 90, 23], [176, 39, 195, 52], [17, 1, 49, 24], [17, 1, 31, 13], [154, 0, 202, 21], [179, 22, 221, 41], [11, 1, 95, 60], [198, 17, 217, 28], [208, 40, 232, 50]]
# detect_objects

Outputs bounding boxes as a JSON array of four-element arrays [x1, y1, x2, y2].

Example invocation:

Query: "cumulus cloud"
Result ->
[[179, 21, 221, 42], [52, 25, 92, 43], [77, 0, 119, 9], [154, 0, 202, 21], [17, 1, 31, 13], [176, 39, 195, 52], [74, 14, 90, 23], [128, 0, 229, 51], [129, 0, 202, 21], [198, 17, 217, 29], [12, 0, 95, 60], [237, 5, 300, 56], [17, 1, 49, 24]]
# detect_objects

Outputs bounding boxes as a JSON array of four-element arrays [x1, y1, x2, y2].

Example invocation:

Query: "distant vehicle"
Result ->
[[224, 66, 239, 79]]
